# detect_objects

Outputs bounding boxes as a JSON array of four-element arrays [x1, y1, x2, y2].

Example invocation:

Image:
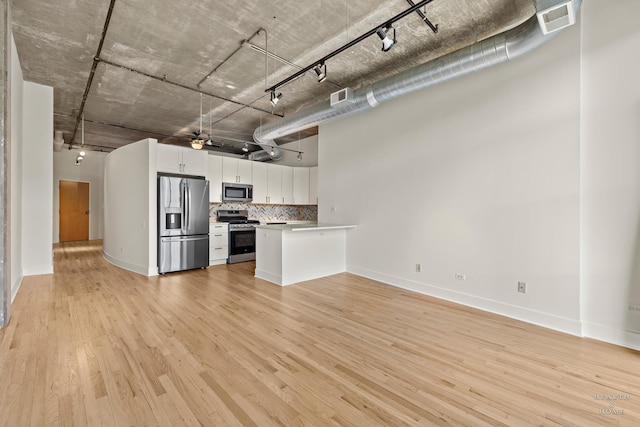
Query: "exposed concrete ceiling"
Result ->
[[10, 0, 535, 156]]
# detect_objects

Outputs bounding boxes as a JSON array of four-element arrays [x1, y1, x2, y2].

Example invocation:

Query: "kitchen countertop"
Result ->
[[256, 223, 357, 232]]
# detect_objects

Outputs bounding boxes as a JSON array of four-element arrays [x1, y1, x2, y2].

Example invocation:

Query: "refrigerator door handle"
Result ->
[[161, 236, 208, 243], [181, 183, 187, 232], [186, 184, 191, 230]]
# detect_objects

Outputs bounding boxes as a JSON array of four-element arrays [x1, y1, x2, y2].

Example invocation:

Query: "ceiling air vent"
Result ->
[[330, 88, 353, 107], [536, 0, 576, 35]]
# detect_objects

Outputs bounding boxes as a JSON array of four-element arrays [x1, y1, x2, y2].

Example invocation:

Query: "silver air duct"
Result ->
[[251, 0, 580, 161]]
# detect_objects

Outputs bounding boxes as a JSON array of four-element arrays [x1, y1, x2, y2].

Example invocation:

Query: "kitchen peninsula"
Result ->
[[255, 223, 356, 286]]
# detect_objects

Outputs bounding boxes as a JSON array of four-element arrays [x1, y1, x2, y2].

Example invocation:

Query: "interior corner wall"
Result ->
[[580, 0, 640, 348], [318, 20, 582, 335], [53, 149, 107, 243], [9, 31, 23, 299], [103, 138, 156, 276], [21, 81, 53, 276]]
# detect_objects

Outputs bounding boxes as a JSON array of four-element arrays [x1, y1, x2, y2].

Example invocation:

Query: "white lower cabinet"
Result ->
[[209, 223, 229, 265]]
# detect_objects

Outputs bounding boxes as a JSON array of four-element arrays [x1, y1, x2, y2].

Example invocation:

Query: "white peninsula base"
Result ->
[[255, 224, 357, 286]]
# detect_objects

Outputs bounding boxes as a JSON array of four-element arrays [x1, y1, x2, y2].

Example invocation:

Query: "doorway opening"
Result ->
[[59, 180, 90, 242]]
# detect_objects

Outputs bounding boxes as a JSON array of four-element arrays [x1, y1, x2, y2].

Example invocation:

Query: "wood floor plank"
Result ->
[[1, 239, 640, 425]]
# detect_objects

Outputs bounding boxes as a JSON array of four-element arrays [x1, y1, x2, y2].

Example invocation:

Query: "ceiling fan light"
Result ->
[[191, 139, 204, 150], [242, 143, 249, 153], [79, 150, 86, 156]]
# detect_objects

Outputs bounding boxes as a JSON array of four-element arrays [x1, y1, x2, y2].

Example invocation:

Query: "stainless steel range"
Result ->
[[216, 210, 260, 264]]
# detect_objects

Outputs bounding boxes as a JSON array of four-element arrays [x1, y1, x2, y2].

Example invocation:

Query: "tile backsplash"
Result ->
[[210, 203, 317, 222]]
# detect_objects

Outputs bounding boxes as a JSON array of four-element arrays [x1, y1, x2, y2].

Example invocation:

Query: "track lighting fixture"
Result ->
[[297, 152, 303, 161], [313, 63, 327, 83], [377, 24, 396, 52], [270, 91, 282, 106], [242, 143, 249, 153]]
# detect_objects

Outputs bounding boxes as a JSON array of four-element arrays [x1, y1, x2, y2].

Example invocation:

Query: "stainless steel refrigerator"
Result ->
[[158, 175, 209, 273]]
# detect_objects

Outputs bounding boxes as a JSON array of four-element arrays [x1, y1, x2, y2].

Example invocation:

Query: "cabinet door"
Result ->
[[222, 157, 238, 183], [267, 164, 283, 204], [207, 155, 223, 202], [157, 144, 183, 174], [252, 162, 269, 204], [282, 167, 294, 205], [293, 167, 310, 205], [237, 159, 253, 184], [181, 149, 207, 176], [309, 166, 318, 205]]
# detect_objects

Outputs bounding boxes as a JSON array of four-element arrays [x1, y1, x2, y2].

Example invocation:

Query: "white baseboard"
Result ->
[[11, 273, 23, 303], [102, 250, 156, 276], [255, 269, 284, 286], [581, 322, 640, 350], [347, 265, 583, 337]]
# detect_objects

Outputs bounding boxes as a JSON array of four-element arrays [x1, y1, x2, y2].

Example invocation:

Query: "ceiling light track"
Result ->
[[265, 0, 438, 94], [197, 28, 266, 89], [69, 0, 118, 148], [405, 0, 438, 33], [97, 58, 284, 118]]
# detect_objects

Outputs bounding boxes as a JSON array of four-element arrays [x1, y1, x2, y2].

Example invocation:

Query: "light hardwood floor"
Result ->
[[1, 240, 639, 426]]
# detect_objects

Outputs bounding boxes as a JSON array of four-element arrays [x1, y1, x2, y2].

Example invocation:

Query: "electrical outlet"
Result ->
[[455, 273, 466, 281], [518, 281, 527, 293], [416, 264, 422, 272], [628, 304, 640, 312]]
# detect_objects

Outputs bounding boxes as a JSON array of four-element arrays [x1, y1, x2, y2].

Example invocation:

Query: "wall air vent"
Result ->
[[330, 88, 353, 107], [536, 0, 576, 35]]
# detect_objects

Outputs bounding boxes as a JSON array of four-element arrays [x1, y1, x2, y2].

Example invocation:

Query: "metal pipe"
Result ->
[[69, 0, 117, 146], [197, 28, 264, 88], [406, 0, 438, 33], [96, 58, 283, 118]]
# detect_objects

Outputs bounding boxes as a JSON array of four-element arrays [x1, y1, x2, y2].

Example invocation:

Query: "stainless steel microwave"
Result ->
[[222, 182, 253, 203]]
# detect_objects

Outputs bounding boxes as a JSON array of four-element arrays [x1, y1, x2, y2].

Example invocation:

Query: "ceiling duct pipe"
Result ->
[[53, 130, 64, 152], [250, 0, 580, 162]]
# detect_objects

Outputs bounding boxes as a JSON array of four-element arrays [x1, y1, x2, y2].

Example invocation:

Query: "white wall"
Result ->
[[9, 32, 23, 300], [103, 138, 157, 276], [581, 0, 640, 347], [21, 82, 53, 276], [319, 16, 582, 334], [53, 149, 106, 243], [277, 135, 318, 167]]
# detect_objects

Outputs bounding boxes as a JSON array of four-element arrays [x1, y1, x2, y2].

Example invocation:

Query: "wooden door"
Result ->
[[59, 180, 90, 242]]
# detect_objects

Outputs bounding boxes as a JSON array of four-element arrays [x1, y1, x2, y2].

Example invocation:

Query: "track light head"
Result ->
[[270, 91, 282, 106], [297, 152, 303, 161], [377, 25, 396, 52], [313, 63, 327, 83]]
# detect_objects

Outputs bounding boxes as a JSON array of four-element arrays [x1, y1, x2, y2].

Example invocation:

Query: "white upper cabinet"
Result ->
[[267, 164, 283, 205], [222, 157, 252, 184], [207, 155, 223, 203], [293, 167, 310, 205], [252, 162, 269, 204], [282, 167, 294, 205], [157, 144, 207, 176], [309, 166, 318, 205]]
